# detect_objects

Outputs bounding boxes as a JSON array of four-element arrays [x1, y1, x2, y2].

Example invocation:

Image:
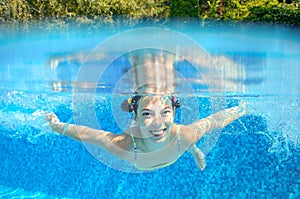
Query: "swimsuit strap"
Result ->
[[176, 124, 181, 154], [130, 129, 138, 167]]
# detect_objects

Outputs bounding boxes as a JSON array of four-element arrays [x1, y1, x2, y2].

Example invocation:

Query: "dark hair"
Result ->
[[121, 95, 181, 113]]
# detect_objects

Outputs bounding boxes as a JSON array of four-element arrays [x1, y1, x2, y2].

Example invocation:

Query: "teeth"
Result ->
[[153, 130, 162, 134], [151, 129, 165, 135]]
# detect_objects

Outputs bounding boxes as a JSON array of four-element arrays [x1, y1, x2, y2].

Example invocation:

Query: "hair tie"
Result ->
[[171, 96, 181, 108]]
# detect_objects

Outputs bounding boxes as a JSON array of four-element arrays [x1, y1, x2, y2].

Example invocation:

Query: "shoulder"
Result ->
[[105, 131, 134, 161], [112, 132, 134, 152], [176, 124, 198, 146]]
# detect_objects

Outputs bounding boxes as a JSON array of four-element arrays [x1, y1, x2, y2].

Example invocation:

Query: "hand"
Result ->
[[46, 112, 60, 129]]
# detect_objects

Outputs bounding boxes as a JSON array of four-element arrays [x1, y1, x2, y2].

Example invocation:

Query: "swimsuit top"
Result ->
[[130, 125, 181, 170]]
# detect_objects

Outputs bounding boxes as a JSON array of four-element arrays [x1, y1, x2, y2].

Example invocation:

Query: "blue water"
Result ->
[[0, 21, 299, 198]]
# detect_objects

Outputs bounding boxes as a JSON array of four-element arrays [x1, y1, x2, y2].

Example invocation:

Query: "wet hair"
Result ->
[[121, 94, 181, 113]]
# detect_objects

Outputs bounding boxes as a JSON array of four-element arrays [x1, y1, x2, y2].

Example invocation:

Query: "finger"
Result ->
[[45, 114, 52, 121], [46, 112, 55, 122]]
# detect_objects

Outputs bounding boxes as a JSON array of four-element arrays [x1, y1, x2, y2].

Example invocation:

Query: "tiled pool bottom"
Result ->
[[0, 113, 299, 198]]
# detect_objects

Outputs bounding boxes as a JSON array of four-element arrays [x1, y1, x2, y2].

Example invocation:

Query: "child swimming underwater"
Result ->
[[46, 50, 247, 171], [46, 94, 246, 170]]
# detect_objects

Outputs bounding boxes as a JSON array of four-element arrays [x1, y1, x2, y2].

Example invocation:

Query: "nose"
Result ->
[[151, 115, 163, 128]]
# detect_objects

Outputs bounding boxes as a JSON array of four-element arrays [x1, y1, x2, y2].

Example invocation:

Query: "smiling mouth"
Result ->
[[150, 128, 167, 139]]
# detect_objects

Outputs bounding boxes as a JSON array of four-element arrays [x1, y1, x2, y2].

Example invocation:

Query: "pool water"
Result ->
[[0, 21, 299, 198]]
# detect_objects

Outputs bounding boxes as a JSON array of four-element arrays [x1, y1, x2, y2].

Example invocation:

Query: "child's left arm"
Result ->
[[189, 101, 247, 141]]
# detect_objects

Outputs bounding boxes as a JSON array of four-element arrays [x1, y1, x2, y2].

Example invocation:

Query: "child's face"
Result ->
[[135, 96, 174, 142]]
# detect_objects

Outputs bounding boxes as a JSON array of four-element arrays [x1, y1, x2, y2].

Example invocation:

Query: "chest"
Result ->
[[133, 139, 182, 169]]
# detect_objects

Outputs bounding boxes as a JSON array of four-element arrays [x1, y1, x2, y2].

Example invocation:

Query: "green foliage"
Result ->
[[205, 0, 300, 25], [109, 0, 168, 18], [0, 0, 299, 26], [247, 1, 300, 25], [170, 0, 200, 17], [0, 0, 168, 22]]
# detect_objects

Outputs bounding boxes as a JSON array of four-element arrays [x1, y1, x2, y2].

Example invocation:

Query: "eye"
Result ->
[[162, 109, 171, 116], [141, 111, 151, 118]]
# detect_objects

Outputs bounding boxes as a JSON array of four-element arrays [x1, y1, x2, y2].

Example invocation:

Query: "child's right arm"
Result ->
[[46, 112, 104, 142], [46, 113, 132, 160]]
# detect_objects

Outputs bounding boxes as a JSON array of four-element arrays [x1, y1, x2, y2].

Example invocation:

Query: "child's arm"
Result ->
[[46, 113, 132, 159], [189, 102, 247, 141]]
